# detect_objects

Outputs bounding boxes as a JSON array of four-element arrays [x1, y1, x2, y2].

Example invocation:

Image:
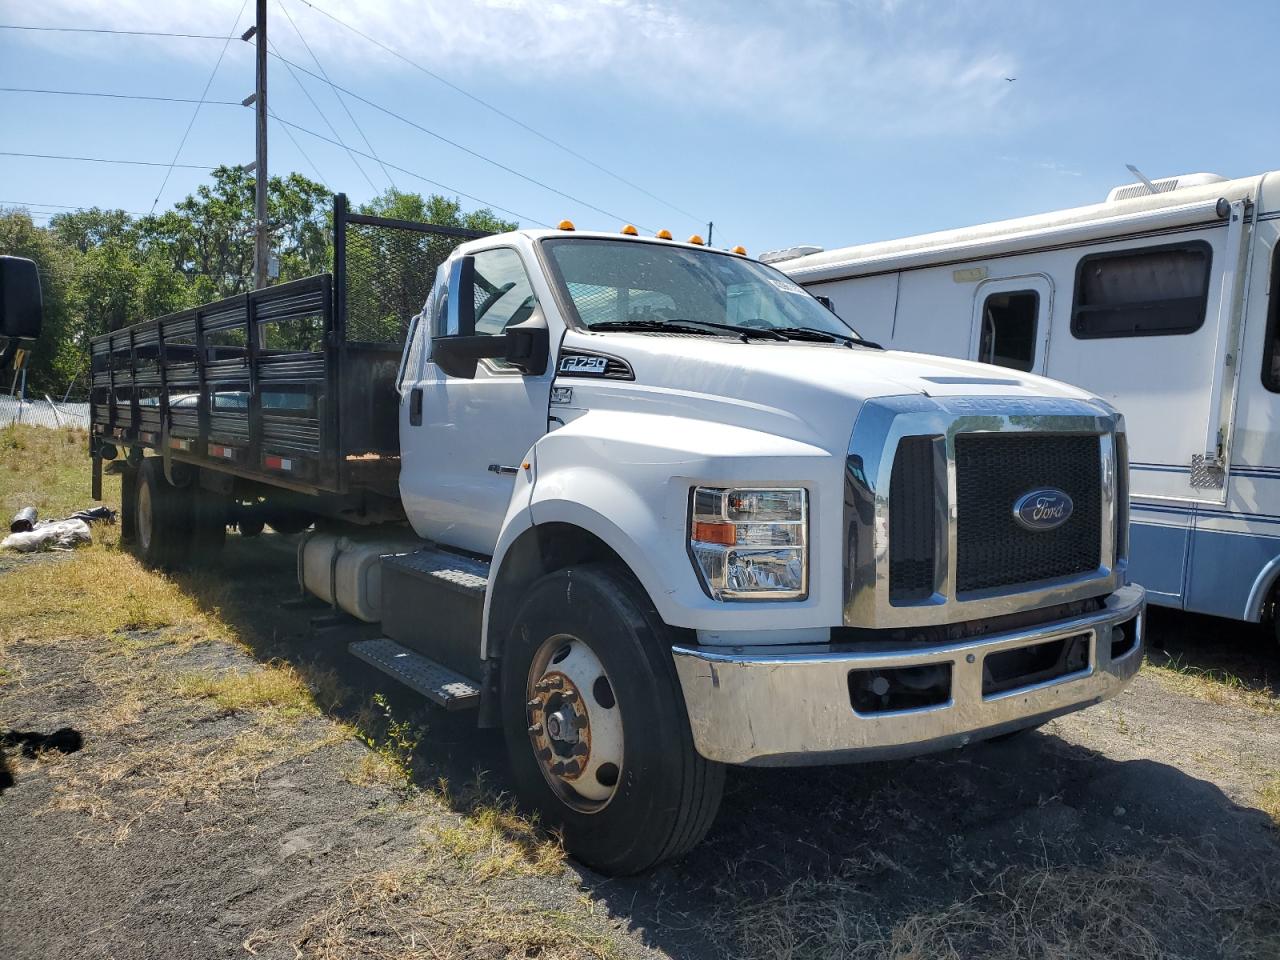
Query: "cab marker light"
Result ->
[[655, 229, 673, 240], [687, 234, 704, 246], [621, 224, 638, 235], [732, 245, 747, 256], [558, 219, 576, 231]]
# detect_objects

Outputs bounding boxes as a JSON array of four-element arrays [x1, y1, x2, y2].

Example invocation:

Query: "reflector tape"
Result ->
[[208, 444, 236, 460], [141, 431, 158, 444], [263, 454, 293, 472], [168, 437, 191, 451]]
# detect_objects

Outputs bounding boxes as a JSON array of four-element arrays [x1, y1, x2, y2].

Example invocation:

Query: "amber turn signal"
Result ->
[[692, 521, 736, 546]]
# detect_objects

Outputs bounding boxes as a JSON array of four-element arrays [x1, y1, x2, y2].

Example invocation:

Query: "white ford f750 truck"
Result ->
[[4, 205, 1144, 875]]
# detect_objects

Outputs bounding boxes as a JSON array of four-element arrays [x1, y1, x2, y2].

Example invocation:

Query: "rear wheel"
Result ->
[[501, 565, 724, 875], [133, 459, 191, 568]]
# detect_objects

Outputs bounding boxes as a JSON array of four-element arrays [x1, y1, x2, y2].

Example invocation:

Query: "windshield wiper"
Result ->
[[589, 319, 787, 341], [769, 326, 883, 349]]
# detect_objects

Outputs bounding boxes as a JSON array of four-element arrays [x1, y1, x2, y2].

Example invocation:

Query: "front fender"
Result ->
[[520, 410, 846, 636]]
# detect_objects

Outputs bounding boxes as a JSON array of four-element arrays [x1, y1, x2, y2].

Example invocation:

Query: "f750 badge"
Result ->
[[559, 355, 609, 375]]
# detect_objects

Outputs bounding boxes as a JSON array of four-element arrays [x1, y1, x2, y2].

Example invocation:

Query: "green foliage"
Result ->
[[0, 170, 517, 392]]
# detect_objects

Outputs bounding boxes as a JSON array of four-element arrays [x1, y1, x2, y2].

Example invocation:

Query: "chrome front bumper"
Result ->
[[672, 583, 1145, 766]]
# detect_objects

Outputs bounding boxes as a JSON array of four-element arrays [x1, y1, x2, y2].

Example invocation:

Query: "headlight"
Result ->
[[689, 487, 808, 600]]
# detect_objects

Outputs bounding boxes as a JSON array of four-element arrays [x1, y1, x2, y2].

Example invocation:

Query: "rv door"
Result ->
[[969, 275, 1053, 375]]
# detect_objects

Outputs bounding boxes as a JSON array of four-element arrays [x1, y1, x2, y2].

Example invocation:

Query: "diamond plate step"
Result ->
[[349, 638, 480, 711], [382, 549, 490, 599]]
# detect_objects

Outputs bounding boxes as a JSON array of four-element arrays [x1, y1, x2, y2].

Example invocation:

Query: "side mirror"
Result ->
[[814, 295, 835, 313], [0, 256, 43, 367]]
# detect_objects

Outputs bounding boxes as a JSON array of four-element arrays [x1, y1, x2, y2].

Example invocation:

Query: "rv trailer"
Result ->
[[780, 171, 1280, 635]]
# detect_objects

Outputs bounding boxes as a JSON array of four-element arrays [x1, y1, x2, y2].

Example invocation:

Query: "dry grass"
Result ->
[[286, 869, 620, 960], [40, 714, 350, 845], [428, 790, 566, 881], [1260, 774, 1280, 826], [175, 660, 346, 720], [1145, 655, 1280, 715], [712, 842, 1280, 960]]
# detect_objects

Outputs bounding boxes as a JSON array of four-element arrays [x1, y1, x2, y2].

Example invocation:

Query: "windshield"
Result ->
[[541, 238, 861, 339]]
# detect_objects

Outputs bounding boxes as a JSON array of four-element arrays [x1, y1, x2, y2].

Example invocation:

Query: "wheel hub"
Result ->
[[526, 637, 623, 808]]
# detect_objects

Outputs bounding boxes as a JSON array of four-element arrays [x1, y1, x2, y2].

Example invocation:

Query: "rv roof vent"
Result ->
[[1105, 172, 1229, 203], [759, 244, 824, 264]]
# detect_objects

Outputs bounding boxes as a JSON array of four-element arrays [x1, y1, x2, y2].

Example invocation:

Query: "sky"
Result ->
[[2, 0, 1279, 257]]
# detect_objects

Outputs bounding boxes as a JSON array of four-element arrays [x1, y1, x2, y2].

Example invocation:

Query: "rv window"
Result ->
[[1071, 242, 1211, 339], [978, 291, 1039, 372], [1262, 247, 1280, 393]]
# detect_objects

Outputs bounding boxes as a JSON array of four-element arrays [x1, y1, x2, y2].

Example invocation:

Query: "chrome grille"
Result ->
[[954, 434, 1102, 592]]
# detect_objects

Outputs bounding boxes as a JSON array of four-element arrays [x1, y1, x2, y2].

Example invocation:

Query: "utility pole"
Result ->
[[252, 0, 269, 289], [706, 221, 714, 246]]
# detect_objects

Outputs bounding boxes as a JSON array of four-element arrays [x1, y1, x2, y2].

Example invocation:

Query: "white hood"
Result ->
[[558, 331, 1099, 455]]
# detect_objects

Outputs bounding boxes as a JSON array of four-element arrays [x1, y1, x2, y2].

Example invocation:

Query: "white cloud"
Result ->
[[18, 0, 1019, 136]]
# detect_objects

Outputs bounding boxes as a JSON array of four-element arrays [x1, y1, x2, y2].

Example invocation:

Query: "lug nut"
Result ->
[[571, 742, 588, 757], [527, 698, 543, 712], [528, 723, 543, 736], [560, 689, 579, 703], [564, 759, 584, 776], [536, 747, 553, 761], [550, 761, 567, 775]]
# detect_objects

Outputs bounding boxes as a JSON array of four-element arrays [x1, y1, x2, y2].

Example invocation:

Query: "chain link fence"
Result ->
[[0, 393, 89, 430], [338, 200, 491, 344]]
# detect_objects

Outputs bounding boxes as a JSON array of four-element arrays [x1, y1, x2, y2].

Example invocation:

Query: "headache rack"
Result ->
[[88, 195, 490, 499]]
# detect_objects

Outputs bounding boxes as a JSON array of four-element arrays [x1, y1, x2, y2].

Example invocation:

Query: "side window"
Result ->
[[472, 248, 537, 337], [1071, 241, 1212, 339], [1261, 245, 1280, 392], [977, 290, 1039, 372]]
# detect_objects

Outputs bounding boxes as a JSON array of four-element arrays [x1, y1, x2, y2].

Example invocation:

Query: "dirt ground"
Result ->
[[2, 442, 1279, 958]]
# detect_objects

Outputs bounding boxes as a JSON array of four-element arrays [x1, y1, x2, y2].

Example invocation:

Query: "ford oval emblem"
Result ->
[[1012, 488, 1074, 532]]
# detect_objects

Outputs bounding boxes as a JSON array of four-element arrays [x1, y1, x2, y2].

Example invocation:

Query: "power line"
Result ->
[[0, 24, 231, 40], [150, 0, 250, 214], [269, 50, 647, 229], [275, 0, 395, 190], [0, 200, 150, 214], [289, 0, 707, 227], [270, 115, 329, 189], [267, 37, 376, 191], [0, 151, 216, 169], [0, 86, 242, 106], [270, 111, 547, 226]]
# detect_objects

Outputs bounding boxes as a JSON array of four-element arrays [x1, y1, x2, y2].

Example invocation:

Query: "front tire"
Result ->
[[500, 565, 724, 875]]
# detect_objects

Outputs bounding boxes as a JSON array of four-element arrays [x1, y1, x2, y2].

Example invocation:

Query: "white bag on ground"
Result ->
[[2, 518, 93, 552]]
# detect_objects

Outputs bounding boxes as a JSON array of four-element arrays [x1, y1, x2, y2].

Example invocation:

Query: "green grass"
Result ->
[[0, 423, 96, 520], [1145, 654, 1280, 715]]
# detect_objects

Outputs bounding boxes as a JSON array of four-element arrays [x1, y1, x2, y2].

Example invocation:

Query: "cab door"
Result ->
[[969, 275, 1054, 375], [399, 246, 552, 555]]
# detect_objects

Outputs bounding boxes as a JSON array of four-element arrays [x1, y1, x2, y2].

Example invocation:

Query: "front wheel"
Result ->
[[501, 565, 724, 875]]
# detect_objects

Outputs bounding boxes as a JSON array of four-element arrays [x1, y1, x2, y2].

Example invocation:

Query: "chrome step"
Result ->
[[349, 637, 480, 711]]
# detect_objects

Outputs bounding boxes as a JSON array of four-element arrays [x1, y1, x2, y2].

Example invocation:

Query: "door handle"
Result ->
[[487, 464, 519, 476], [409, 387, 423, 426]]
